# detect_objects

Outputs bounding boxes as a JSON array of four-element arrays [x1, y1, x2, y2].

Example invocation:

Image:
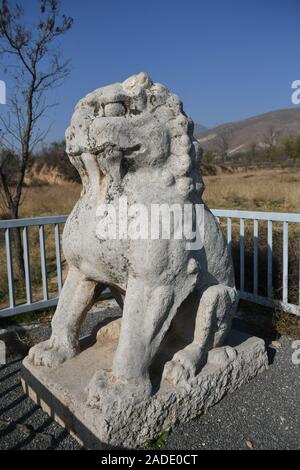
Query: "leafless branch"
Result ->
[[0, 0, 73, 277]]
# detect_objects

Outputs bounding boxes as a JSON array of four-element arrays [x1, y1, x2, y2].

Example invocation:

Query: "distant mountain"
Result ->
[[193, 123, 208, 138], [197, 108, 300, 155]]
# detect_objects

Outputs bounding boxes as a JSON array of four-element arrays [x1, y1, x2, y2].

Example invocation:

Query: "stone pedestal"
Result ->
[[21, 321, 268, 449]]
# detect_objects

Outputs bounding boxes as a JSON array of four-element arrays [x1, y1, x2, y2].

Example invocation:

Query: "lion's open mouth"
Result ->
[[94, 143, 142, 159], [121, 144, 142, 158]]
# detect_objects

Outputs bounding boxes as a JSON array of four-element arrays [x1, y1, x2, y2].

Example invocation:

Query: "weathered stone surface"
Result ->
[[22, 73, 268, 448], [26, 73, 239, 409], [22, 321, 268, 449]]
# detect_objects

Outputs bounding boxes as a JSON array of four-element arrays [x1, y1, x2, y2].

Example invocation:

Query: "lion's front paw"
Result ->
[[163, 346, 204, 386], [28, 338, 78, 368], [86, 369, 152, 410]]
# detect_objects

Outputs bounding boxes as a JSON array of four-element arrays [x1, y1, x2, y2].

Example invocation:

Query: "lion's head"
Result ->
[[66, 72, 204, 197]]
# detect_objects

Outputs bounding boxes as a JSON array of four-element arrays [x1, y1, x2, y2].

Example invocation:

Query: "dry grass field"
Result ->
[[13, 182, 81, 218], [203, 168, 300, 213], [1, 168, 298, 219]]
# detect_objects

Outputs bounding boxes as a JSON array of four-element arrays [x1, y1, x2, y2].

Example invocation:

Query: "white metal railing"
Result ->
[[213, 209, 300, 316], [0, 215, 67, 318], [0, 210, 299, 318]]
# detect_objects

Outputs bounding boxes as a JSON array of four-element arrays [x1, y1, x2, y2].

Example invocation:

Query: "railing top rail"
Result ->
[[0, 210, 300, 228], [0, 215, 68, 229], [212, 209, 300, 223]]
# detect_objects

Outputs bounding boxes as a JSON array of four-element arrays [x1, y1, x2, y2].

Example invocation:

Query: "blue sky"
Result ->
[[2, 0, 300, 142]]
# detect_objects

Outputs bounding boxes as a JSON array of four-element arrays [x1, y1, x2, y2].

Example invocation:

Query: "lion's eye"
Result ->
[[104, 102, 126, 117]]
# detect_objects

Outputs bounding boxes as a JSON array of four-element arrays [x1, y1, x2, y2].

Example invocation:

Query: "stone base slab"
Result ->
[[21, 325, 268, 449]]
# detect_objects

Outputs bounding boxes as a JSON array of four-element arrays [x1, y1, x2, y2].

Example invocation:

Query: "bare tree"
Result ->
[[0, 0, 73, 278], [216, 127, 233, 163], [246, 142, 257, 165], [262, 126, 281, 160]]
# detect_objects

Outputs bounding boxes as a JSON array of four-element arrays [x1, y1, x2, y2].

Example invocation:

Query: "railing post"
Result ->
[[267, 220, 273, 299], [227, 218, 232, 254], [39, 225, 48, 301], [253, 219, 258, 296], [55, 223, 63, 294], [240, 219, 245, 293], [23, 226, 32, 304], [282, 221, 288, 303], [5, 228, 15, 309]]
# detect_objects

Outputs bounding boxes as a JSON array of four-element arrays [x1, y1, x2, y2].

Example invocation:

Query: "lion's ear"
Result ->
[[123, 72, 153, 93]]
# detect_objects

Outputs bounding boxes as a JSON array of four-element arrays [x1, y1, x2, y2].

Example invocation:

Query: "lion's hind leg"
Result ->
[[163, 284, 238, 385]]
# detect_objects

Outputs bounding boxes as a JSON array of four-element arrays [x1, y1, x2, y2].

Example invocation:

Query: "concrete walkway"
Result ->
[[0, 316, 299, 450], [165, 335, 299, 450]]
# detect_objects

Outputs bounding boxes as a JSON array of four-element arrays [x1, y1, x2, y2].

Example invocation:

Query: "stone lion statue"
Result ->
[[29, 72, 238, 408]]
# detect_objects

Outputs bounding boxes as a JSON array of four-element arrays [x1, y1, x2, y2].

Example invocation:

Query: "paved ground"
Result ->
[[0, 357, 81, 450], [166, 335, 300, 450], [0, 310, 299, 450]]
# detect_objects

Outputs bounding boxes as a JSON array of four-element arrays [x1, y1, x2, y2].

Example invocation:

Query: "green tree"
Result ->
[[283, 137, 300, 161], [202, 150, 216, 164]]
